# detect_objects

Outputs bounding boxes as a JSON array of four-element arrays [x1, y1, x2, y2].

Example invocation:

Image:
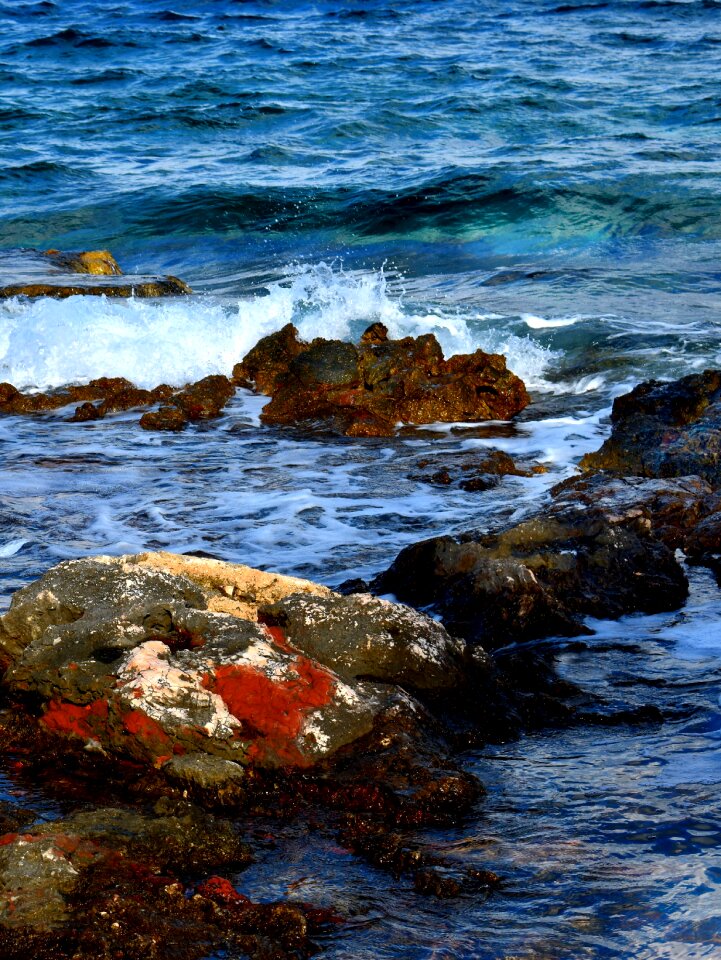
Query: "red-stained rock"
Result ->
[[196, 875, 250, 904], [0, 554, 427, 772]]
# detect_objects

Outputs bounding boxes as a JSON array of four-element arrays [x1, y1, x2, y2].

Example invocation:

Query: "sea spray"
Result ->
[[0, 263, 557, 391]]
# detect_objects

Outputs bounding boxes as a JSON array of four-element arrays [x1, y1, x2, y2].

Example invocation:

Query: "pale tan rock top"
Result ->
[[127, 551, 335, 620]]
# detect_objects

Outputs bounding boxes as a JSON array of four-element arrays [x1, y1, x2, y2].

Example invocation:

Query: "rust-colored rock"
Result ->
[[43, 249, 122, 276], [171, 374, 235, 421], [235, 324, 529, 436], [232, 322, 307, 393], [139, 405, 188, 431]]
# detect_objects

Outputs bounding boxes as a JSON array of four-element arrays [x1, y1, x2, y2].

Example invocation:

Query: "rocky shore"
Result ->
[[1, 252, 721, 957]]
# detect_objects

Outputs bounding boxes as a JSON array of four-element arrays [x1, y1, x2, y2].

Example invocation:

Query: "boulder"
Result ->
[[0, 554, 466, 774], [233, 323, 529, 436], [581, 370, 721, 486]]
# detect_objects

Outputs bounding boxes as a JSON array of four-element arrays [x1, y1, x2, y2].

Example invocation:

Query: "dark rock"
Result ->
[[371, 502, 689, 648], [581, 370, 721, 486]]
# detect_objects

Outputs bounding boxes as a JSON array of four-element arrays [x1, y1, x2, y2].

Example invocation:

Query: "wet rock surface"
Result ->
[[0, 247, 191, 299], [371, 484, 690, 648], [233, 322, 529, 436]]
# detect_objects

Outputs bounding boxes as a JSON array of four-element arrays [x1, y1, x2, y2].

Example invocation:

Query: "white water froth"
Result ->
[[0, 264, 558, 391], [522, 313, 579, 330]]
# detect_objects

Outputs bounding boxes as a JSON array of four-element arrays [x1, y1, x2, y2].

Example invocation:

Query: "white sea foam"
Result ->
[[521, 313, 579, 330], [0, 539, 27, 558], [0, 263, 559, 391]]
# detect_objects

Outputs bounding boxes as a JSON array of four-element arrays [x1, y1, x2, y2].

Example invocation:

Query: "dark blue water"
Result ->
[[2, 2, 721, 957]]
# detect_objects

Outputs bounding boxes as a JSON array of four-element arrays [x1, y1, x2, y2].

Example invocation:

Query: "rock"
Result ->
[[550, 473, 715, 551], [359, 321, 389, 344], [0, 374, 230, 431], [409, 449, 540, 491], [0, 248, 191, 300], [170, 374, 235, 421], [234, 324, 529, 436], [139, 405, 188, 431], [0, 801, 324, 959], [0, 277, 192, 299], [232, 322, 307, 394], [259, 592, 464, 691], [371, 500, 689, 648], [0, 803, 250, 930], [0, 554, 460, 771], [581, 370, 721, 486], [71, 384, 175, 422], [42, 249, 122, 276], [163, 754, 246, 792]]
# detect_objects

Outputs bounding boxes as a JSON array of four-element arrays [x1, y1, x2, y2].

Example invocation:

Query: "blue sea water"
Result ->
[[2, 1, 721, 957]]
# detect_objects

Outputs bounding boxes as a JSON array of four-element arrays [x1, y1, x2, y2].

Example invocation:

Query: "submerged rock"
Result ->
[[0, 800, 323, 960], [408, 449, 542, 491], [232, 322, 529, 436], [581, 369, 721, 487]]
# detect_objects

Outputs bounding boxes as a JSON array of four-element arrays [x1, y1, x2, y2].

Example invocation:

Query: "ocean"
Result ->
[[2, 1, 721, 956]]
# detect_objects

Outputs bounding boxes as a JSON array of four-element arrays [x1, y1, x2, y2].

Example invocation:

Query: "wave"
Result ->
[[0, 264, 557, 392], [117, 170, 721, 243]]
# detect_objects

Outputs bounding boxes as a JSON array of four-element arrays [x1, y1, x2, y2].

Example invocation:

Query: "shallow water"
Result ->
[[2, 1, 721, 956]]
